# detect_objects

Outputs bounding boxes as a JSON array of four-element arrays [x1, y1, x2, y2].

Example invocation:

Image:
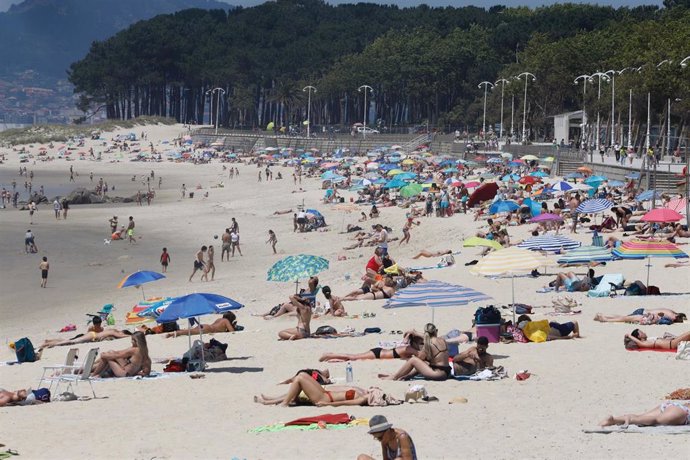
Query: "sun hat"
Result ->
[[368, 415, 393, 434]]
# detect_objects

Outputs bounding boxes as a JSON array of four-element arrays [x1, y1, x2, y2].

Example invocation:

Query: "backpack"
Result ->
[[475, 306, 501, 325], [15, 337, 37, 363], [624, 281, 646, 296]]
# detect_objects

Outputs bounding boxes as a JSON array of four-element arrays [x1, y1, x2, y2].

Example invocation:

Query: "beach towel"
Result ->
[[584, 425, 690, 435], [522, 320, 551, 343], [588, 274, 625, 298], [93, 371, 172, 381], [249, 419, 368, 434], [626, 348, 677, 353], [285, 413, 351, 426]]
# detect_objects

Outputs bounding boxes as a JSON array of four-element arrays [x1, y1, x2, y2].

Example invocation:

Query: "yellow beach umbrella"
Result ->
[[521, 155, 539, 161], [542, 156, 555, 162], [387, 169, 404, 176], [463, 236, 502, 251], [401, 158, 416, 165]]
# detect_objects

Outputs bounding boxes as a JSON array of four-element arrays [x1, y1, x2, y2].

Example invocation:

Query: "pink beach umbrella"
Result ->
[[665, 198, 687, 215], [529, 213, 563, 223], [641, 208, 683, 223]]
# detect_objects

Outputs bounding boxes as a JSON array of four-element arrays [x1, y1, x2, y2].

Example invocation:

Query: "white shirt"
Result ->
[[377, 229, 388, 248], [231, 232, 239, 243]]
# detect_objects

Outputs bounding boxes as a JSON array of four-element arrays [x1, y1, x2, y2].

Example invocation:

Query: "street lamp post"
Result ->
[[478, 81, 494, 139], [657, 60, 674, 157], [302, 85, 317, 138], [358, 85, 373, 139], [494, 78, 510, 140], [574, 74, 590, 151], [681, 56, 690, 227], [590, 72, 610, 154], [205, 87, 225, 134], [510, 96, 515, 141], [515, 72, 536, 143]]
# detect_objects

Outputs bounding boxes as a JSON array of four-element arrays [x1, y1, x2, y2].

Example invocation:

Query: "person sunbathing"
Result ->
[[379, 323, 450, 381], [411, 249, 452, 259], [254, 372, 368, 407], [279, 368, 331, 385], [343, 276, 397, 301], [90, 331, 151, 377], [549, 271, 592, 292], [319, 335, 423, 362], [516, 315, 581, 340], [0, 388, 49, 407], [165, 312, 238, 338], [452, 337, 494, 376], [623, 328, 690, 350], [600, 401, 690, 427], [39, 328, 132, 349], [595, 309, 686, 325], [255, 276, 319, 319], [278, 294, 313, 340]]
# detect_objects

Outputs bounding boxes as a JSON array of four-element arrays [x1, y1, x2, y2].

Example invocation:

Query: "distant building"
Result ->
[[552, 110, 584, 145]]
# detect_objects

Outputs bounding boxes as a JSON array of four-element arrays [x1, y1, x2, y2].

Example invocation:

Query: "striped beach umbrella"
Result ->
[[548, 181, 573, 192], [576, 198, 613, 214], [556, 246, 613, 265], [383, 280, 492, 322], [267, 254, 329, 292], [518, 235, 581, 252], [612, 240, 688, 286]]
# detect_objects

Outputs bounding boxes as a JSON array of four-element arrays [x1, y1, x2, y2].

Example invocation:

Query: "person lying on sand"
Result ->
[[411, 249, 452, 259], [595, 309, 686, 325], [279, 368, 331, 385], [0, 388, 49, 407], [278, 295, 313, 340], [165, 312, 237, 338], [516, 315, 581, 340], [272, 209, 293, 215], [254, 372, 368, 407], [255, 276, 319, 319], [39, 329, 132, 349], [623, 329, 690, 350], [600, 401, 690, 427], [379, 324, 450, 381], [452, 337, 494, 376], [320, 335, 423, 362], [548, 271, 592, 292], [343, 276, 397, 301], [90, 331, 151, 377]]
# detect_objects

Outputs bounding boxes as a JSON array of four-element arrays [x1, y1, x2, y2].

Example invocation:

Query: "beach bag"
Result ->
[[15, 337, 37, 363], [475, 306, 501, 325], [367, 387, 402, 407], [437, 254, 455, 267], [314, 325, 337, 336], [624, 281, 646, 296], [676, 342, 690, 361]]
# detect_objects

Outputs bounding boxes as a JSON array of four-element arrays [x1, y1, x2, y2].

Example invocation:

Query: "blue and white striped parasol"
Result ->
[[576, 198, 613, 214], [518, 235, 581, 252], [556, 245, 614, 265]]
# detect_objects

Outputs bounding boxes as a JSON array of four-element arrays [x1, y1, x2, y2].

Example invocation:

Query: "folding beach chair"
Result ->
[[38, 347, 79, 391], [53, 348, 99, 399]]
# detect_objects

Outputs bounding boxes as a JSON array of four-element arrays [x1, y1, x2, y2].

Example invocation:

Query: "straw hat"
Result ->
[[367, 415, 393, 434]]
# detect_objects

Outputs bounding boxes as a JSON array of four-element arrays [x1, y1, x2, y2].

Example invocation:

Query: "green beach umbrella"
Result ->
[[267, 254, 329, 293], [400, 183, 423, 198]]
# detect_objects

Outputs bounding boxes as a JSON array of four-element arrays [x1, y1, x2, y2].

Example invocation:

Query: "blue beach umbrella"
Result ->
[[117, 270, 165, 300], [636, 189, 663, 202], [565, 172, 583, 180], [489, 200, 520, 214]]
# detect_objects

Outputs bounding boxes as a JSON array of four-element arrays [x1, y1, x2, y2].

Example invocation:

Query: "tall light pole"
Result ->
[[510, 96, 515, 141], [590, 72, 610, 153], [657, 60, 673, 157], [478, 81, 494, 139], [574, 74, 590, 150], [494, 78, 510, 140], [206, 87, 225, 134], [627, 88, 633, 149], [358, 85, 373, 139], [681, 56, 690, 227], [302, 85, 317, 138], [515, 72, 535, 143]]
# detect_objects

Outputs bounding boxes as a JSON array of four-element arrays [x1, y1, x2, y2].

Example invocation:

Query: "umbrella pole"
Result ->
[[141, 285, 146, 301], [198, 316, 206, 371], [646, 256, 651, 288], [512, 274, 516, 324]]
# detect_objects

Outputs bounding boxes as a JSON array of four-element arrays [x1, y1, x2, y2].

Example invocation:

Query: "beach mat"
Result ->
[[93, 371, 172, 381], [285, 413, 352, 426], [627, 348, 677, 353], [584, 424, 690, 435], [412, 374, 471, 381], [249, 418, 368, 434]]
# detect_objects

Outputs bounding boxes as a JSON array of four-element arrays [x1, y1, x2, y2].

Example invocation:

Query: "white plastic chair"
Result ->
[[53, 348, 99, 399], [38, 347, 79, 391]]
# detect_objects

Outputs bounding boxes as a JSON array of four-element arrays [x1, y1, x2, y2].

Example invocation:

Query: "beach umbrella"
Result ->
[[529, 171, 549, 178], [387, 169, 404, 176], [518, 176, 539, 185], [467, 182, 499, 208], [383, 178, 407, 189], [577, 166, 593, 174], [156, 293, 244, 369], [464, 181, 481, 189], [489, 200, 520, 215], [517, 235, 581, 252], [442, 167, 459, 173], [383, 280, 492, 322], [471, 247, 551, 322], [635, 189, 663, 202], [584, 175, 608, 187], [529, 213, 563, 223], [606, 180, 626, 187], [556, 246, 613, 265], [542, 156, 555, 162], [320, 170, 341, 181], [401, 158, 415, 166], [501, 173, 520, 182], [612, 240, 688, 286], [400, 183, 423, 198], [665, 198, 687, 214], [549, 181, 572, 192], [395, 172, 417, 180], [267, 254, 329, 293], [366, 162, 379, 170], [117, 270, 166, 300], [500, 153, 513, 159], [462, 236, 502, 251], [625, 172, 641, 180], [641, 208, 683, 223], [521, 155, 539, 161], [576, 198, 613, 214], [565, 172, 583, 180], [487, 157, 503, 164]]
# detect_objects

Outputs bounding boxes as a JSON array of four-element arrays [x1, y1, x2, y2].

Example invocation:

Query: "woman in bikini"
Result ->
[[200, 245, 215, 282], [623, 328, 690, 350], [378, 323, 450, 381], [319, 335, 422, 362], [39, 329, 132, 349], [343, 276, 397, 301], [600, 401, 690, 427], [90, 331, 151, 377], [254, 372, 368, 407], [278, 295, 312, 340], [165, 312, 237, 338], [595, 309, 686, 325]]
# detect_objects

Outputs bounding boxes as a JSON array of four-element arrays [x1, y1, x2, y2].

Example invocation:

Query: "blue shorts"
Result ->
[[630, 308, 645, 316], [549, 321, 575, 337], [564, 276, 579, 291], [378, 246, 388, 256]]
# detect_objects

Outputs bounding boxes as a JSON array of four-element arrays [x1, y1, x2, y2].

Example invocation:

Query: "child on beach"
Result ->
[[267, 230, 277, 254], [160, 248, 170, 273], [39, 256, 49, 288]]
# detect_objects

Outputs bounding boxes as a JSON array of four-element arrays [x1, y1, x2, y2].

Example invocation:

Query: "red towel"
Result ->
[[284, 413, 351, 426]]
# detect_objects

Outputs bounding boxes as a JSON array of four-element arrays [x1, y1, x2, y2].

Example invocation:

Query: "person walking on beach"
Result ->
[[267, 230, 278, 254], [109, 216, 118, 234], [62, 198, 69, 220], [231, 229, 242, 257], [160, 248, 170, 273], [39, 256, 49, 288], [28, 201, 37, 224], [189, 246, 207, 281], [53, 199, 61, 220], [201, 245, 216, 282], [221, 228, 231, 261], [399, 216, 420, 245], [258, 170, 262, 182], [127, 216, 136, 244], [25, 229, 37, 253], [357, 415, 417, 460], [181, 183, 186, 199]]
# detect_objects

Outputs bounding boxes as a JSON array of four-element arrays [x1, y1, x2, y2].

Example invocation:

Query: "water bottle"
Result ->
[[345, 361, 353, 383]]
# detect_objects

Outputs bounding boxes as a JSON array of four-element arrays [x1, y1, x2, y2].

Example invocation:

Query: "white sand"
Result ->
[[1, 123, 689, 459]]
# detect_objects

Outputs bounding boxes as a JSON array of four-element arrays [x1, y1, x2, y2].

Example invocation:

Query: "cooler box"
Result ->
[[476, 324, 500, 343]]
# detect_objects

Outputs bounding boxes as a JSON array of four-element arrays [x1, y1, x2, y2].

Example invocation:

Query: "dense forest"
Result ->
[[68, 0, 690, 142]]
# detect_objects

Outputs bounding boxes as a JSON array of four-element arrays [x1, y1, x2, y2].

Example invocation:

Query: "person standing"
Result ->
[[357, 415, 417, 460], [53, 199, 61, 220], [221, 228, 231, 261], [160, 248, 171, 273], [25, 229, 37, 253], [28, 201, 37, 224], [231, 217, 239, 235], [61, 199, 69, 220], [181, 183, 186, 199], [39, 256, 49, 288], [374, 223, 389, 256], [266, 230, 277, 254], [231, 229, 242, 257], [189, 246, 207, 281], [201, 245, 216, 282], [127, 216, 136, 244]]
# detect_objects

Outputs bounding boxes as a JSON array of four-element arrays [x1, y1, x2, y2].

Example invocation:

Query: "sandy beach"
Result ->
[[1, 123, 689, 459]]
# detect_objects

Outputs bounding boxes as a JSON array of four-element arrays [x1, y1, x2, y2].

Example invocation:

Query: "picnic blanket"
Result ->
[[249, 418, 369, 434], [584, 424, 690, 435]]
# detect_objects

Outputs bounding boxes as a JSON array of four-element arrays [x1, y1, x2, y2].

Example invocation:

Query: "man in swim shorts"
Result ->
[[221, 228, 231, 261], [189, 246, 207, 281], [452, 337, 493, 376]]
